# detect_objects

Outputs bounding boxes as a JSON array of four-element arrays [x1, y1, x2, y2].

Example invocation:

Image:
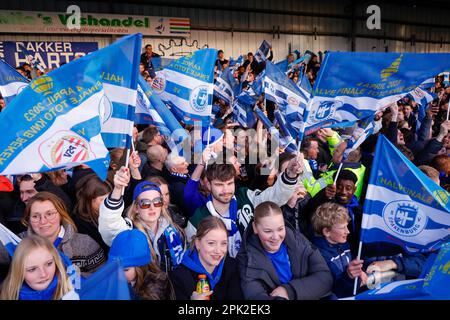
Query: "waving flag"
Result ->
[[213, 67, 239, 106], [0, 35, 145, 180], [343, 116, 376, 159], [355, 242, 450, 300], [154, 49, 217, 125], [0, 59, 30, 105], [264, 61, 307, 110], [77, 258, 130, 300], [233, 91, 257, 128], [96, 34, 141, 148], [229, 55, 243, 69], [360, 135, 450, 254], [17, 43, 46, 73], [254, 40, 271, 63], [304, 52, 450, 133], [0, 222, 21, 257], [135, 75, 188, 152], [274, 110, 297, 153]]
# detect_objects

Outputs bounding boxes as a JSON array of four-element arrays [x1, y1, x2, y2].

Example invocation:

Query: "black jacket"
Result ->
[[236, 222, 333, 300], [169, 256, 244, 300]]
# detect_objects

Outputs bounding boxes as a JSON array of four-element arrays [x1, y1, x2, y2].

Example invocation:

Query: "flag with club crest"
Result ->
[[0, 34, 143, 180], [153, 49, 217, 125], [360, 135, 450, 254], [304, 52, 450, 134]]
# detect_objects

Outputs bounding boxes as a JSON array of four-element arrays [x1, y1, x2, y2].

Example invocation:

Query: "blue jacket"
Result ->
[[311, 236, 355, 298], [183, 179, 207, 217]]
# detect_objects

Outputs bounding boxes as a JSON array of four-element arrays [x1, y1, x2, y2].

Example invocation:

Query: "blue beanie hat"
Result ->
[[132, 181, 161, 201], [108, 229, 151, 268]]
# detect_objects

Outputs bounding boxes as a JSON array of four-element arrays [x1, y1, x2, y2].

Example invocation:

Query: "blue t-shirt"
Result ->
[[265, 243, 293, 284]]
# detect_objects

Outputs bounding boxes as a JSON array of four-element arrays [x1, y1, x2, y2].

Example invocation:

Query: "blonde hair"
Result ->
[[254, 201, 283, 225], [311, 202, 351, 236], [190, 216, 228, 250], [126, 191, 185, 263], [0, 235, 73, 300], [22, 191, 77, 233]]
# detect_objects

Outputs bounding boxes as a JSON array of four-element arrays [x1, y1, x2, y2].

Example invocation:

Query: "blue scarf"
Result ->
[[206, 195, 241, 257], [181, 249, 225, 290], [164, 225, 185, 267], [19, 276, 58, 300], [170, 172, 189, 180], [206, 195, 239, 237], [344, 195, 359, 233]]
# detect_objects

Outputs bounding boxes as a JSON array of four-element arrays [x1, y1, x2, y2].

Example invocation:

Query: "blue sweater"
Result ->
[[183, 179, 207, 217], [312, 236, 354, 298]]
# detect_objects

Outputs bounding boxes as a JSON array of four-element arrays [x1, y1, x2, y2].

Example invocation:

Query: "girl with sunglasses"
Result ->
[[99, 167, 186, 273]]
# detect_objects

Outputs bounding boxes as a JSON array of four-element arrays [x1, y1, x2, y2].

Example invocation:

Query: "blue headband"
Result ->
[[132, 181, 162, 201]]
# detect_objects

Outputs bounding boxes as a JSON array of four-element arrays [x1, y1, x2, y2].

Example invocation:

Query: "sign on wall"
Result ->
[[0, 41, 99, 69], [0, 10, 191, 36]]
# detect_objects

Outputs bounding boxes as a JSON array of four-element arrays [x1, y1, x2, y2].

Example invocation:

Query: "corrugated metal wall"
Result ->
[[1, 0, 450, 59]]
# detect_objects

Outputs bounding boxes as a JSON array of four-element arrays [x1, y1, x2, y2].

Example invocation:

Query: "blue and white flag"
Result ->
[[254, 40, 271, 63], [304, 52, 450, 133], [135, 75, 188, 152], [343, 116, 375, 159], [360, 135, 450, 254], [0, 59, 30, 105], [0, 222, 21, 257], [264, 61, 307, 111], [96, 34, 141, 148], [213, 67, 239, 106], [274, 110, 297, 153], [0, 39, 137, 180], [154, 49, 217, 125], [233, 91, 257, 128], [355, 242, 450, 300], [17, 42, 46, 73], [229, 55, 243, 69], [408, 87, 437, 108]]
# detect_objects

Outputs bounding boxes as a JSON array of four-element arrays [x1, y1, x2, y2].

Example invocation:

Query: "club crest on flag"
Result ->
[[38, 131, 94, 168], [30, 75, 53, 96], [433, 190, 449, 207], [190, 85, 209, 112], [310, 100, 340, 123], [151, 75, 166, 93], [383, 201, 427, 237]]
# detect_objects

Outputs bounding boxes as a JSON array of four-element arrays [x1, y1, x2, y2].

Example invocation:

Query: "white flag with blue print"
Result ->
[[0, 59, 29, 105], [153, 49, 217, 125], [361, 135, 450, 254]]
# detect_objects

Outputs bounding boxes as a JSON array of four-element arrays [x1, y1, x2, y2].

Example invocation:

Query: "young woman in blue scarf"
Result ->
[[169, 216, 243, 300], [0, 235, 74, 300]]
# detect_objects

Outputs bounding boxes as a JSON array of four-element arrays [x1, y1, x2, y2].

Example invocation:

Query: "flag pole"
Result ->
[[353, 240, 363, 296], [205, 125, 212, 170], [333, 162, 344, 185]]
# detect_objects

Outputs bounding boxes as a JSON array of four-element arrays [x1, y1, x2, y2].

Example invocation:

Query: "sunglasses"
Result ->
[[137, 197, 163, 209]]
